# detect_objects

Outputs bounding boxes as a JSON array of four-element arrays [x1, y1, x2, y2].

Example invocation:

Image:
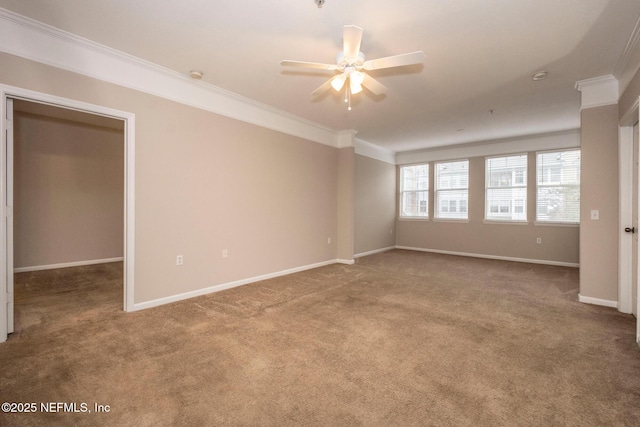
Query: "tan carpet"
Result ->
[[1, 250, 639, 426]]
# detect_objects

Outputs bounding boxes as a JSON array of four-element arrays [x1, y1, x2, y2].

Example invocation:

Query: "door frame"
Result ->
[[618, 96, 639, 343], [0, 84, 136, 343]]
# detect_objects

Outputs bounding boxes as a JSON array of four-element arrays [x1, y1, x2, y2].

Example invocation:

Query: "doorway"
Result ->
[[619, 97, 640, 345], [634, 121, 639, 319], [1, 85, 136, 343]]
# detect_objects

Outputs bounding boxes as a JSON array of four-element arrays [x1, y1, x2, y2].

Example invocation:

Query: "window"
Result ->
[[536, 149, 580, 223], [485, 154, 527, 221], [400, 164, 429, 218], [435, 160, 468, 219]]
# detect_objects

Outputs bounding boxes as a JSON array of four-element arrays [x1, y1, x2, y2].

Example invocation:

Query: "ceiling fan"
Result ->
[[281, 25, 425, 108]]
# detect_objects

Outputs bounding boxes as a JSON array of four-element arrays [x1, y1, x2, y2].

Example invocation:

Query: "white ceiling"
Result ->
[[2, 0, 640, 153]]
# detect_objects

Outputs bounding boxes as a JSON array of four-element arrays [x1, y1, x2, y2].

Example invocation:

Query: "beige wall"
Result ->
[[396, 153, 580, 265], [336, 147, 355, 261], [0, 53, 340, 304], [13, 111, 124, 268], [579, 104, 619, 302], [354, 154, 396, 255]]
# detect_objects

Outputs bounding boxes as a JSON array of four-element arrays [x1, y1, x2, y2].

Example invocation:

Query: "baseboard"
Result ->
[[336, 259, 355, 265], [395, 246, 580, 268], [578, 294, 618, 308], [133, 258, 343, 311], [14, 257, 124, 273], [354, 246, 395, 259]]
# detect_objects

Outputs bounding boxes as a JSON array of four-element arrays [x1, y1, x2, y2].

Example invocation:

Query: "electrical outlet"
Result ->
[[536, 238, 542, 244], [176, 255, 184, 265], [327, 237, 331, 244], [222, 249, 228, 258]]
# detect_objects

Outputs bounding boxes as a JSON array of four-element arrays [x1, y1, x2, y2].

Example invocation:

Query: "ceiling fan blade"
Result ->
[[343, 25, 363, 59], [311, 78, 335, 97], [363, 51, 425, 71], [361, 74, 387, 96], [280, 60, 338, 71]]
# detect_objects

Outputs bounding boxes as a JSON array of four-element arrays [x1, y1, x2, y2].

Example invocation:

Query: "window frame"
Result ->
[[535, 149, 581, 225], [399, 163, 429, 219], [484, 153, 528, 223], [434, 159, 469, 221]]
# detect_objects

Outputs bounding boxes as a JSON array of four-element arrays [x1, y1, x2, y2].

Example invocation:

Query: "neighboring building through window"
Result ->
[[485, 154, 527, 221], [536, 149, 580, 223], [399, 164, 429, 218], [435, 160, 468, 220]]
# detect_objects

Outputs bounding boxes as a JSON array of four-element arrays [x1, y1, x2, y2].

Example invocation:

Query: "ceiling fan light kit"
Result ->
[[281, 25, 425, 110]]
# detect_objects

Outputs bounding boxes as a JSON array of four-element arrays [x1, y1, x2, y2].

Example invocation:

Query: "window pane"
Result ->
[[536, 150, 580, 223], [435, 160, 468, 219], [401, 190, 428, 217], [436, 161, 468, 189], [401, 164, 428, 191], [486, 154, 527, 221], [536, 186, 580, 223], [436, 190, 468, 218], [400, 163, 429, 218]]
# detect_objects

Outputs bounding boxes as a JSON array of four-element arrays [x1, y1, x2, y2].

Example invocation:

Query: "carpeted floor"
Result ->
[[1, 250, 639, 426]]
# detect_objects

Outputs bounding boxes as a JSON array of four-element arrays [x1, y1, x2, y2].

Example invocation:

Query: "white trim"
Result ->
[[354, 138, 396, 164], [336, 259, 355, 265], [614, 14, 640, 96], [395, 246, 580, 268], [533, 221, 580, 227], [133, 259, 342, 311], [397, 130, 580, 165], [14, 257, 124, 273], [575, 75, 619, 110], [0, 7, 341, 148], [354, 246, 395, 258], [0, 84, 135, 322], [336, 130, 357, 149], [483, 220, 529, 226], [618, 124, 634, 314], [578, 294, 618, 308]]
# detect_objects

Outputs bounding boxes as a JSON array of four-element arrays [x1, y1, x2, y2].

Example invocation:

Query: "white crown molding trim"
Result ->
[[396, 129, 580, 165], [133, 258, 340, 311], [355, 138, 397, 164], [614, 14, 640, 95], [395, 246, 580, 268], [575, 75, 619, 110], [336, 129, 357, 149], [0, 8, 339, 148]]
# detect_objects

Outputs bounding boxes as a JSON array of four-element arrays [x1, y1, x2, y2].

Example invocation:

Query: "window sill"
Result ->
[[534, 221, 579, 227], [483, 220, 529, 226], [433, 218, 469, 223], [398, 217, 429, 221]]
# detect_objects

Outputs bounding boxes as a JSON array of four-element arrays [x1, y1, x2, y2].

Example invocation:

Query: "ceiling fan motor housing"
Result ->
[[336, 52, 365, 70]]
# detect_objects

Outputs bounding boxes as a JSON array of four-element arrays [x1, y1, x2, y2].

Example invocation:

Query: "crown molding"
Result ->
[[336, 129, 357, 149], [0, 7, 341, 147], [354, 138, 396, 164], [614, 13, 640, 96], [575, 75, 619, 110], [396, 129, 580, 165]]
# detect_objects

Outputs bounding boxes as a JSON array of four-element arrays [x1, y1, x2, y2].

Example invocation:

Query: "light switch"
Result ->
[[590, 210, 600, 220]]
